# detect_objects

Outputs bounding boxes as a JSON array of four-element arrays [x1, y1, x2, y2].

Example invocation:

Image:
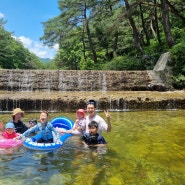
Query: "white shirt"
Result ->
[[85, 114, 108, 134]]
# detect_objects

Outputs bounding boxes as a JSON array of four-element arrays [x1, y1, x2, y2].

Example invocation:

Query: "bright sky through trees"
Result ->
[[0, 0, 60, 59]]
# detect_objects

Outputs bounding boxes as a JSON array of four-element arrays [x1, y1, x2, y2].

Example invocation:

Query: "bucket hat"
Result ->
[[5, 122, 15, 129], [12, 108, 24, 116]]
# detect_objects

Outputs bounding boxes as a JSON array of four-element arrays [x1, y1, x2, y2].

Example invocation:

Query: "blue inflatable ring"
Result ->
[[23, 116, 74, 151]]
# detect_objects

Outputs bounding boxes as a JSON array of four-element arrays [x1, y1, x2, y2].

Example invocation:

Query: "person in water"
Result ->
[[57, 109, 86, 135], [28, 119, 37, 128], [17, 110, 61, 144], [1, 122, 20, 139], [81, 121, 107, 146], [11, 108, 28, 134], [85, 100, 111, 135], [28, 119, 37, 136]]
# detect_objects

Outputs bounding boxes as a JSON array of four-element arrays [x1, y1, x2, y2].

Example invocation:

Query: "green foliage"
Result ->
[[42, 0, 185, 72], [52, 35, 83, 70], [103, 56, 145, 70], [172, 27, 185, 43], [170, 42, 185, 75], [144, 39, 167, 54], [169, 42, 185, 89], [0, 24, 45, 69], [79, 50, 107, 70], [1, 0, 185, 76], [80, 58, 95, 70], [142, 39, 169, 69], [171, 74, 185, 89]]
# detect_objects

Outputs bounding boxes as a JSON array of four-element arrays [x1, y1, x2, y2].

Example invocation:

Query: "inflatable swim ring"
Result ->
[[23, 116, 74, 151], [0, 139, 23, 149]]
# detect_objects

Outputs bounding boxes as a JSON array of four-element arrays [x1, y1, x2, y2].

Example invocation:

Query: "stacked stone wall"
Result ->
[[0, 69, 161, 91]]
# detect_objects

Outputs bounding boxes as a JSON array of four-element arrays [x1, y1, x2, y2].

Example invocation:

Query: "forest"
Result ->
[[0, 0, 185, 88]]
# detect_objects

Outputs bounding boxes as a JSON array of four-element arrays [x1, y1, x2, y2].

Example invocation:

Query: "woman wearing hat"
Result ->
[[11, 108, 28, 134]]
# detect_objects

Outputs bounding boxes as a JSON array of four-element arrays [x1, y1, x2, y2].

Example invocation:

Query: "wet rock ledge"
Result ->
[[0, 91, 185, 112]]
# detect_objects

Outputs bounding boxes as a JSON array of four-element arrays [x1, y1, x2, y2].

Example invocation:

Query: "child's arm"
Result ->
[[15, 125, 38, 140], [81, 135, 89, 148], [56, 127, 71, 134], [81, 140, 89, 148], [90, 143, 107, 147]]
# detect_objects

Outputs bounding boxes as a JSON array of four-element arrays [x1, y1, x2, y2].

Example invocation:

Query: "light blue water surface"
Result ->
[[0, 110, 185, 185]]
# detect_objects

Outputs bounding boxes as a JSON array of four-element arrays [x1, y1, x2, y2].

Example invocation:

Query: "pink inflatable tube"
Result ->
[[0, 139, 23, 148]]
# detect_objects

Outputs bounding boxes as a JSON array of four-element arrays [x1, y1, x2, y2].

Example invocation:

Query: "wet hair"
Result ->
[[88, 121, 98, 129], [29, 119, 37, 125], [41, 110, 48, 117], [86, 100, 97, 108]]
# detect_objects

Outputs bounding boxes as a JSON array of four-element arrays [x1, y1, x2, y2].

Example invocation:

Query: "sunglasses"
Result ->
[[86, 101, 96, 107], [87, 102, 94, 105]]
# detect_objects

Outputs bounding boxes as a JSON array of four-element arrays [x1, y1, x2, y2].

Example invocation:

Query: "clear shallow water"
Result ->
[[0, 110, 185, 185]]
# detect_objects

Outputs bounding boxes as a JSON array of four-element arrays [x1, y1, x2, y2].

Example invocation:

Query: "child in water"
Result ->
[[28, 119, 37, 136], [28, 119, 37, 128], [17, 110, 61, 144], [57, 109, 86, 135], [81, 120, 107, 147], [1, 122, 20, 139]]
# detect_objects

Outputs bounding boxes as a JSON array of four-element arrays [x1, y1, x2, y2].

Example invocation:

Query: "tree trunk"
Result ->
[[112, 31, 118, 58], [124, 0, 143, 53], [84, 3, 97, 64], [166, 0, 185, 23], [139, 3, 150, 46], [160, 0, 175, 48], [154, 0, 161, 43], [82, 21, 86, 62]]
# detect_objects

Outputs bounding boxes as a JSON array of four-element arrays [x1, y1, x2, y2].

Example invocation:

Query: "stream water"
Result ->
[[0, 110, 185, 185]]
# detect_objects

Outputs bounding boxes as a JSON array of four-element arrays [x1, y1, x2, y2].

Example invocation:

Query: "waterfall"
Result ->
[[7, 70, 13, 91], [44, 72, 53, 92], [20, 71, 33, 91], [0, 67, 178, 112], [77, 71, 83, 91], [102, 72, 107, 92], [59, 72, 66, 91], [0, 69, 157, 92]]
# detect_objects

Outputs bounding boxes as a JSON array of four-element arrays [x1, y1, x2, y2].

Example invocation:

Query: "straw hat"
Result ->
[[12, 108, 24, 116]]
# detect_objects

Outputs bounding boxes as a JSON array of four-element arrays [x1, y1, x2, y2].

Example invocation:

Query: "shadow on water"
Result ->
[[0, 111, 185, 185]]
